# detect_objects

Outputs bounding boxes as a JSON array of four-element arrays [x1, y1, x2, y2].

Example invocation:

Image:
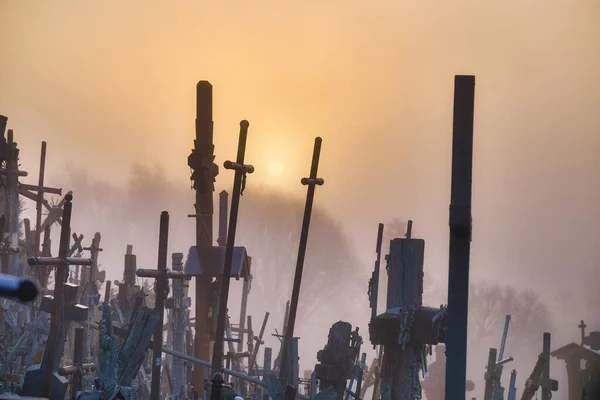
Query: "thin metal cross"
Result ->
[[579, 320, 587, 345], [279, 137, 324, 385], [211, 120, 254, 400]]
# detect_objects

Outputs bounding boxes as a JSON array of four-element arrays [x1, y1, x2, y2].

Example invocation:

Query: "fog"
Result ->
[[1, 1, 599, 398]]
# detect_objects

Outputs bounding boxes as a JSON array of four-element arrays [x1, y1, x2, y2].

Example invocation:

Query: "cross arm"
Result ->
[[497, 356, 514, 367], [28, 257, 93, 266], [136, 268, 189, 280], [223, 161, 255, 174], [18, 183, 63, 196], [300, 177, 324, 186]]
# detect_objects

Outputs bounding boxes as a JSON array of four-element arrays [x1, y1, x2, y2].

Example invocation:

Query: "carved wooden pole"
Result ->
[[280, 137, 324, 385], [211, 121, 254, 399], [188, 81, 219, 396], [445, 75, 476, 400]]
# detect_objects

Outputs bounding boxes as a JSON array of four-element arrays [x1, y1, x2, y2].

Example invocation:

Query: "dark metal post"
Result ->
[[280, 137, 324, 383], [211, 121, 254, 398], [445, 75, 476, 400]]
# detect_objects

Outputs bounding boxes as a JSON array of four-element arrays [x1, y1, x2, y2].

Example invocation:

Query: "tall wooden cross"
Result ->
[[445, 75, 476, 400], [136, 211, 188, 400], [211, 120, 254, 399], [279, 137, 324, 386], [27, 193, 93, 398], [16, 141, 64, 255]]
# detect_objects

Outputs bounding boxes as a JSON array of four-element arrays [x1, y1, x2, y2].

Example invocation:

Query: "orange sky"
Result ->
[[0, 1, 599, 396]]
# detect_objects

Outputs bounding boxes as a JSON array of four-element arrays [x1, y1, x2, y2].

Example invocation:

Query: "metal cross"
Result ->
[[211, 120, 254, 399], [279, 137, 324, 385], [579, 320, 587, 345]]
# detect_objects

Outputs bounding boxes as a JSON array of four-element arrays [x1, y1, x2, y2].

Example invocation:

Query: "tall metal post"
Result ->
[[444, 75, 476, 400], [211, 121, 254, 399], [280, 137, 324, 384]]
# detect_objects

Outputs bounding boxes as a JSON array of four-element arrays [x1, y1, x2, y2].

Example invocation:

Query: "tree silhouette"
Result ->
[[60, 165, 366, 346]]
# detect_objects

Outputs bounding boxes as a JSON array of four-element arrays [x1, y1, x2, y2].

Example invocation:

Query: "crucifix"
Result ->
[[279, 137, 324, 387], [579, 320, 587, 345], [445, 75, 476, 400], [136, 211, 188, 400], [25, 193, 93, 398], [211, 120, 254, 400]]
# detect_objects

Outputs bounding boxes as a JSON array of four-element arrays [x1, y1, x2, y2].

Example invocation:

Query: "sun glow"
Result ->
[[266, 161, 284, 178]]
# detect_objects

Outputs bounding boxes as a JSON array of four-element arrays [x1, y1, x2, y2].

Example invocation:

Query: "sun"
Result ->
[[266, 161, 284, 178]]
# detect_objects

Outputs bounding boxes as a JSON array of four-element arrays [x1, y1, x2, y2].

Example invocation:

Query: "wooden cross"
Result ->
[[280, 137, 324, 385], [67, 233, 84, 285], [579, 320, 587, 345], [57, 326, 96, 394], [249, 312, 270, 376], [211, 120, 255, 390], [16, 141, 64, 256], [136, 211, 188, 400], [26, 193, 93, 398]]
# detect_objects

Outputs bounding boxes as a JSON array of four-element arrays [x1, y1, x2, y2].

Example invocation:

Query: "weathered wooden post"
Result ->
[[484, 348, 498, 400], [136, 211, 189, 400], [26, 193, 94, 398], [249, 312, 270, 375], [445, 75, 476, 400], [279, 137, 324, 386], [368, 223, 384, 324], [34, 141, 46, 257], [542, 332, 551, 400], [169, 252, 191, 397], [211, 120, 254, 400], [368, 222, 447, 399], [188, 81, 219, 396]]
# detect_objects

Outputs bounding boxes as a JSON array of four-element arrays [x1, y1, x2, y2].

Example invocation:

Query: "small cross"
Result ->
[[579, 320, 587, 345]]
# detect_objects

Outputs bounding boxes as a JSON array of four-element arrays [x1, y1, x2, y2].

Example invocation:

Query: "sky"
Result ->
[[1, 0, 599, 397]]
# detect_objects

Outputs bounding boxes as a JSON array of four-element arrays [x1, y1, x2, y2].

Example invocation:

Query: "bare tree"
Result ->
[[60, 165, 365, 334], [467, 282, 553, 350]]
